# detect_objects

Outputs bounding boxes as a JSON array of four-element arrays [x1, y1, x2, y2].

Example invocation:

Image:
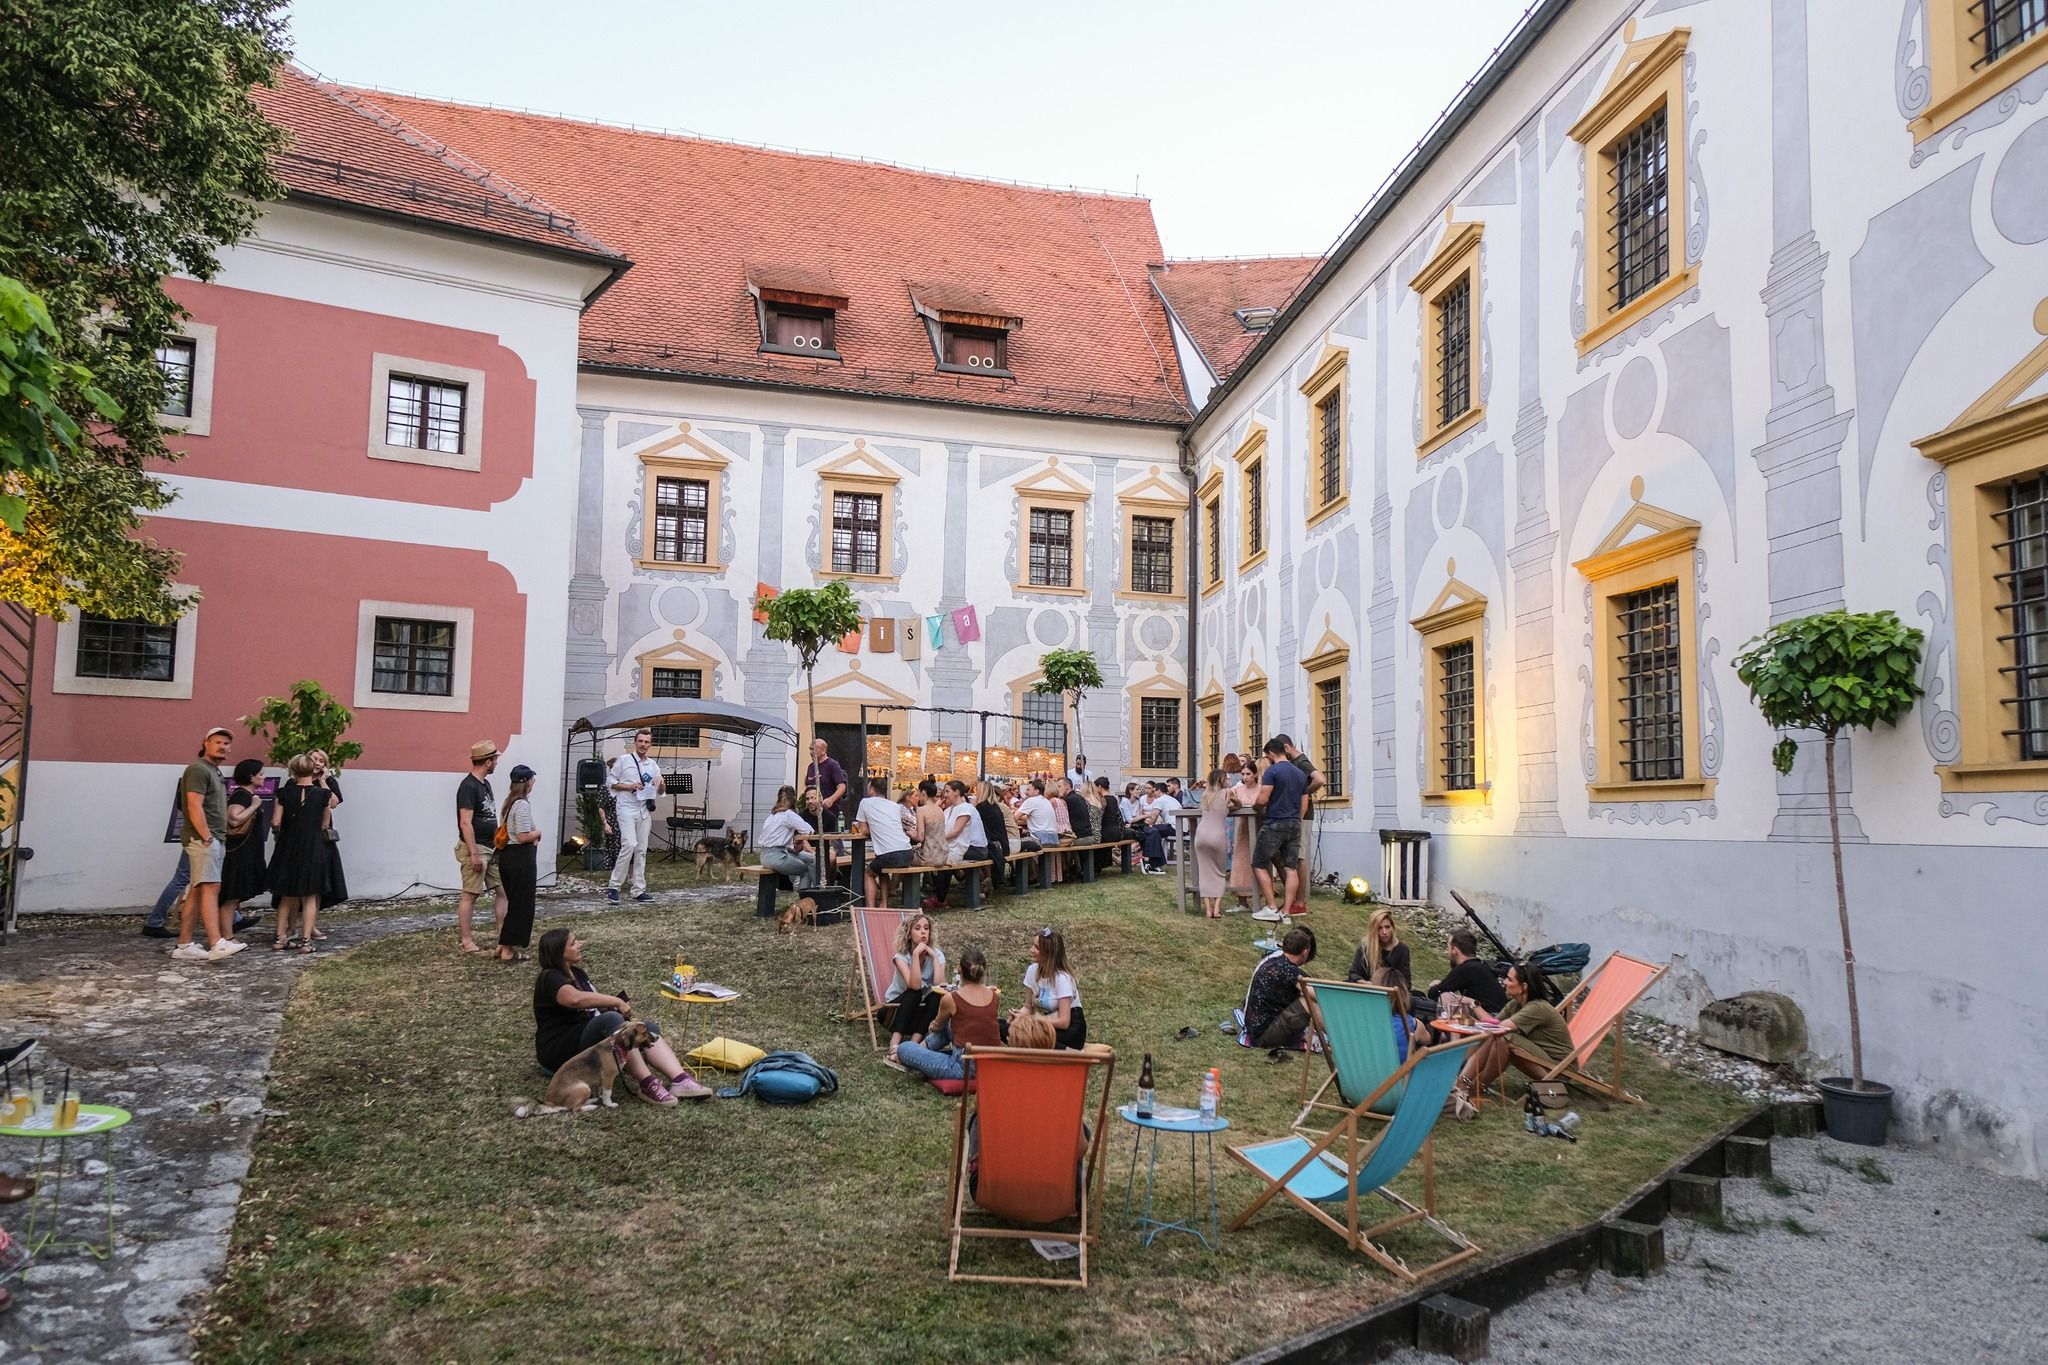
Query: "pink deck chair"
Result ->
[[1538, 951, 1669, 1104], [846, 907, 915, 1050]]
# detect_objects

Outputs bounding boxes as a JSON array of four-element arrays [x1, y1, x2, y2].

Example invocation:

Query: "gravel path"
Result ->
[[1387, 1133, 2048, 1363]]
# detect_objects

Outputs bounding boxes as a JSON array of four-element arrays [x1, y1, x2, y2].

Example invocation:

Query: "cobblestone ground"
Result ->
[[0, 881, 736, 1364]]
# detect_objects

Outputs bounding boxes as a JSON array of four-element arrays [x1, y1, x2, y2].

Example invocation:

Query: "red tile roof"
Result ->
[[254, 68, 626, 272], [1149, 257, 1323, 383], [348, 90, 1191, 424]]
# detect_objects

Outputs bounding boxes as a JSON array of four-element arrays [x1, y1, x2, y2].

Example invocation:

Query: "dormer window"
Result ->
[[1233, 306, 1277, 333], [912, 284, 1021, 378], [766, 304, 835, 354], [942, 325, 1006, 372], [747, 265, 847, 360]]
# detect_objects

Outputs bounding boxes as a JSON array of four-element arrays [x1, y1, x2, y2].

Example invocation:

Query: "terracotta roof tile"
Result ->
[[1150, 256, 1323, 383], [350, 91, 1190, 423], [254, 68, 625, 269]]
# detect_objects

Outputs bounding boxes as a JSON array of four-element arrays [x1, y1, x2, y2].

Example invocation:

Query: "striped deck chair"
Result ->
[[1295, 980, 1405, 1131], [1227, 1032, 1486, 1283], [1538, 951, 1669, 1104], [845, 907, 915, 1050], [947, 1045, 1116, 1289]]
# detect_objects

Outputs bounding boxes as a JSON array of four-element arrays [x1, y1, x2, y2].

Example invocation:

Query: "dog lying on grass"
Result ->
[[512, 1020, 651, 1117]]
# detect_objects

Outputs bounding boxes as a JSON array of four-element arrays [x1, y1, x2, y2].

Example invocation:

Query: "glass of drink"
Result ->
[[55, 1088, 78, 1130], [678, 964, 697, 994], [1, 1089, 26, 1127]]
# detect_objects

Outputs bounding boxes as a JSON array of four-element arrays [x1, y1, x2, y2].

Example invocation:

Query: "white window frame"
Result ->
[[354, 600, 474, 713], [158, 322, 217, 437], [368, 353, 486, 472], [50, 588, 199, 699]]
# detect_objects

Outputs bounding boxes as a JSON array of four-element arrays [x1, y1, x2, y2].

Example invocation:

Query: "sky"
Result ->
[[284, 0, 1536, 261]]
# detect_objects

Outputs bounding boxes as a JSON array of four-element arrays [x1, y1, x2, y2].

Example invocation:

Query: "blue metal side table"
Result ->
[[1118, 1103, 1228, 1250]]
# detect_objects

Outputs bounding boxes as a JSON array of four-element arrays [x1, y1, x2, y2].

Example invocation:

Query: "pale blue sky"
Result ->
[[286, 0, 1535, 260]]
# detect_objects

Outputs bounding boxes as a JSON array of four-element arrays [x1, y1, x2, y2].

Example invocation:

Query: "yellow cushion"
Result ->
[[686, 1037, 764, 1072]]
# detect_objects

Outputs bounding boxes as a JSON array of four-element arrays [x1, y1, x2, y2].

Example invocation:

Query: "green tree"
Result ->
[[242, 680, 364, 769], [0, 276, 119, 532], [1733, 609, 1924, 1091], [756, 582, 864, 780], [1032, 647, 1103, 756], [0, 0, 288, 620]]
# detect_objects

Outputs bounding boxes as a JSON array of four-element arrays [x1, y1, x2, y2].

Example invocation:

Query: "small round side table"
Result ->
[[0, 1104, 132, 1260]]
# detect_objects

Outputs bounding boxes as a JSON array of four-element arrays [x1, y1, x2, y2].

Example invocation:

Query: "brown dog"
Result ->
[[693, 828, 748, 877], [776, 895, 820, 934], [512, 1020, 651, 1117]]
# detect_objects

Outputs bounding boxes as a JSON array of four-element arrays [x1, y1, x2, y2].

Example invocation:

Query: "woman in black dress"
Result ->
[[218, 759, 270, 930], [496, 764, 541, 963], [268, 754, 333, 953], [310, 750, 349, 922]]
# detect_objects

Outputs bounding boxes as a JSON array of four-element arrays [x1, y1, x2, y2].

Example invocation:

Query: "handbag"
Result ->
[[1524, 1080, 1570, 1113]]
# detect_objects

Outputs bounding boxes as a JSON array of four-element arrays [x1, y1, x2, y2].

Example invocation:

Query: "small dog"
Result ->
[[693, 828, 747, 877], [512, 1020, 651, 1117], [777, 894, 820, 934]]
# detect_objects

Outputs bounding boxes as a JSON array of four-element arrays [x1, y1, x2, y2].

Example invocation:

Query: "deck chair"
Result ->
[[1227, 1033, 1486, 1283], [1538, 951, 1669, 1104], [1295, 980, 1404, 1131], [947, 1045, 1116, 1289], [844, 907, 915, 1050]]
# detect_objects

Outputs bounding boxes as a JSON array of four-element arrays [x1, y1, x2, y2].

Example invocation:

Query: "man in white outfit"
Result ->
[[605, 728, 664, 903]]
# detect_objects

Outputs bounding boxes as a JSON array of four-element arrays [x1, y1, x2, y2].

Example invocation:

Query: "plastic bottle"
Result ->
[[1199, 1068, 1220, 1123], [1136, 1053, 1155, 1119], [1557, 1111, 1582, 1138]]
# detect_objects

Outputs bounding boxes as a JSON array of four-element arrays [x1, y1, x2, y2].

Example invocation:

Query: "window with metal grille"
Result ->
[[1131, 515, 1174, 594], [1205, 712, 1221, 775], [1244, 699, 1265, 758], [831, 491, 883, 575], [156, 338, 197, 418], [652, 477, 710, 564], [385, 374, 466, 453], [1317, 676, 1345, 797], [1205, 496, 1222, 584], [1435, 279, 1471, 430], [372, 616, 455, 696], [1438, 640, 1476, 791], [1028, 507, 1074, 588], [1140, 697, 1180, 771], [76, 614, 176, 682], [1616, 581, 1684, 781], [650, 665, 703, 748], [1317, 391, 1343, 507], [1611, 107, 1670, 311], [1973, 0, 2048, 67], [1021, 691, 1064, 750], [1997, 473, 2048, 760], [1246, 459, 1265, 559]]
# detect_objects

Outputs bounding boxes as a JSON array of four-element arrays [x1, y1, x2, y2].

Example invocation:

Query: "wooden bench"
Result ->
[[878, 859, 994, 910], [1057, 838, 1139, 881], [741, 864, 783, 918]]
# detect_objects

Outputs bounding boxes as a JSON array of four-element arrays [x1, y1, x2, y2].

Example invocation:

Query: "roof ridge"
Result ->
[[336, 79, 1154, 205], [1158, 254, 1327, 266]]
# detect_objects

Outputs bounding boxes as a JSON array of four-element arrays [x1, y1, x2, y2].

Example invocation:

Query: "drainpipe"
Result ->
[[1178, 426, 1198, 776]]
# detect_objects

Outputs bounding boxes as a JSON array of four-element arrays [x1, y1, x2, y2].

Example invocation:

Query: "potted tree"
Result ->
[[1733, 609, 1924, 1146], [1032, 647, 1103, 766], [757, 581, 864, 783], [576, 791, 608, 872]]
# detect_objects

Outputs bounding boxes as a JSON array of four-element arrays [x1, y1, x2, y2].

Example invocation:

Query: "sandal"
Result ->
[[297, 939, 315, 955], [881, 1055, 908, 1074], [458, 942, 482, 954], [0, 1173, 35, 1203], [273, 936, 291, 951], [311, 930, 329, 941]]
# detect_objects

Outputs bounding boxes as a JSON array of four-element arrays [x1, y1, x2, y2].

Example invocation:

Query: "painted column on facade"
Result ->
[[1369, 278, 1399, 827], [564, 406, 611, 724], [929, 442, 978, 714], [1086, 457, 1125, 762], [745, 422, 798, 801]]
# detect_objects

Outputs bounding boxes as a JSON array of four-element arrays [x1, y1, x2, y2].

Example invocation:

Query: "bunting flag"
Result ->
[[869, 617, 896, 653], [952, 605, 981, 643], [926, 615, 946, 650], [837, 624, 863, 654], [752, 582, 778, 624], [900, 616, 922, 660]]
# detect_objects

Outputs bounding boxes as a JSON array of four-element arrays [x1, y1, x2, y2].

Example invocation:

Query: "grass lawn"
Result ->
[[198, 877, 1748, 1365]]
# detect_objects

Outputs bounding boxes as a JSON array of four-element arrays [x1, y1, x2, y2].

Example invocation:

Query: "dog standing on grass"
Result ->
[[512, 1021, 652, 1117], [693, 828, 747, 877]]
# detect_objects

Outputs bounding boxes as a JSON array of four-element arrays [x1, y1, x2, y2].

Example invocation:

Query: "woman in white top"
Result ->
[[882, 912, 948, 1069], [756, 786, 817, 887], [496, 763, 543, 962], [925, 779, 986, 908], [1010, 925, 1086, 1050]]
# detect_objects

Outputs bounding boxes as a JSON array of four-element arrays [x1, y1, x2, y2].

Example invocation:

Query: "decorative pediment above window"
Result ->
[[816, 444, 902, 488], [1568, 22, 1689, 145], [1117, 467, 1188, 510], [632, 421, 732, 469], [1572, 488, 1702, 581], [1915, 299, 2048, 466], [1235, 660, 1268, 693], [1410, 574, 1489, 633], [1014, 461, 1092, 503]]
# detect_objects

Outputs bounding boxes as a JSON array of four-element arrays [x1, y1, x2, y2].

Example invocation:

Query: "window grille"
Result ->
[[1205, 712, 1222, 774], [1131, 515, 1174, 594], [1996, 473, 2048, 760], [1205, 497, 1222, 584], [1972, 0, 2048, 68], [1611, 107, 1670, 311], [1020, 691, 1064, 750], [1318, 676, 1344, 797], [1439, 640, 1476, 791], [156, 338, 197, 418], [1140, 698, 1180, 771], [1244, 699, 1265, 758], [76, 615, 176, 682], [372, 617, 455, 696], [1616, 581, 1684, 781], [386, 374, 465, 453], [1436, 279, 1471, 429], [831, 491, 883, 575], [1028, 507, 1074, 587], [1317, 391, 1343, 506], [653, 477, 710, 564], [1246, 460, 1265, 559], [650, 665, 703, 748]]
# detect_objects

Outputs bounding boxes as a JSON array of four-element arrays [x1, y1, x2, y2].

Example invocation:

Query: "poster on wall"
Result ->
[[900, 616, 922, 660], [869, 617, 896, 653]]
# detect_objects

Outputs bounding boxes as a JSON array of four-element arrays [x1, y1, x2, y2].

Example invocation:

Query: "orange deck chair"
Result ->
[[846, 907, 915, 1050], [1539, 951, 1669, 1104], [947, 1045, 1116, 1289]]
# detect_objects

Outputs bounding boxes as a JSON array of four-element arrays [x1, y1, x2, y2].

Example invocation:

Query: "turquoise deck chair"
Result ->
[[1228, 1033, 1485, 1283], [1294, 980, 1408, 1131]]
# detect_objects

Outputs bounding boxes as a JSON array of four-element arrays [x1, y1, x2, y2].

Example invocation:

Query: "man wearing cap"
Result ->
[[606, 728, 662, 904], [455, 740, 501, 953], [172, 726, 245, 961]]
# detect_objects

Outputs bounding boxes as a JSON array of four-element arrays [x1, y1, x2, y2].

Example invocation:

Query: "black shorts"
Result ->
[[1254, 821, 1301, 868], [868, 849, 913, 877]]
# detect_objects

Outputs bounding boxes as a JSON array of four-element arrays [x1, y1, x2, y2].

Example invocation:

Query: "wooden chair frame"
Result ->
[[1538, 951, 1668, 1104], [843, 907, 915, 1050]]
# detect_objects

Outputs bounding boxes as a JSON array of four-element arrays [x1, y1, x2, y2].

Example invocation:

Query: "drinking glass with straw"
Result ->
[[55, 1067, 76, 1131]]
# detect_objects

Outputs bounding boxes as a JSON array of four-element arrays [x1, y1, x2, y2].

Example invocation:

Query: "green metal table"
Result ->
[[0, 1104, 132, 1260]]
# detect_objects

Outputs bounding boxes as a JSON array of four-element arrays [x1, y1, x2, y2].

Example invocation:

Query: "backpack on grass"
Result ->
[[718, 1051, 839, 1104]]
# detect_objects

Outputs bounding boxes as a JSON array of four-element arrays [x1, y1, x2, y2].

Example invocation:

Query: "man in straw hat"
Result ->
[[455, 740, 501, 952]]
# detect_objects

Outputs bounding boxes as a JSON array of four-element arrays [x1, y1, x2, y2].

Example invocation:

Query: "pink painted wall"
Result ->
[[164, 278, 536, 508], [32, 525, 527, 772]]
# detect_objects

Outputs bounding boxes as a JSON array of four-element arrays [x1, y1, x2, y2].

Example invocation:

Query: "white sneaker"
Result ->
[[171, 942, 210, 961], [207, 939, 247, 960], [1224, 903, 1249, 914], [1252, 906, 1284, 923]]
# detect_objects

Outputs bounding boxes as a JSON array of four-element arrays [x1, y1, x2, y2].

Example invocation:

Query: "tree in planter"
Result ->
[[1031, 648, 1103, 764], [756, 582, 864, 783], [1733, 609, 1924, 1091], [241, 680, 364, 769], [576, 791, 609, 870]]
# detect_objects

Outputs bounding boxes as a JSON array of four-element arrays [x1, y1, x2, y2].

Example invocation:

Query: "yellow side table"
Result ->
[[656, 984, 744, 1079]]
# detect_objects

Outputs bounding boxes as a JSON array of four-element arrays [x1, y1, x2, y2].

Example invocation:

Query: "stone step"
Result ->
[[1417, 1293, 1490, 1361]]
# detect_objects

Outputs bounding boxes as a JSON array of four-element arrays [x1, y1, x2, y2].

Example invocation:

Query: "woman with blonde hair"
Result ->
[[882, 912, 948, 1070], [1348, 907, 1412, 987], [1192, 768, 1232, 918], [267, 754, 333, 952]]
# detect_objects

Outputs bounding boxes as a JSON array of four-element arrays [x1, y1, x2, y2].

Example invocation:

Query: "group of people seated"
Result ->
[[1240, 910, 1578, 1121], [878, 917, 1085, 1076]]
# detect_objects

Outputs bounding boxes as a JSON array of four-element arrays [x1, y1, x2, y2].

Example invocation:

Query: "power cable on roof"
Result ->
[[1070, 196, 1194, 418]]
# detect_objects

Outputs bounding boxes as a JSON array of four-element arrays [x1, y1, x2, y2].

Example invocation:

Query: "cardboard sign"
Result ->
[[869, 618, 896, 653]]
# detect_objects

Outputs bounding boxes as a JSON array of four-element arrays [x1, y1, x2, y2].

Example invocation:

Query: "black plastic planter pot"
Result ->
[[581, 849, 605, 872], [1817, 1077, 1892, 1146]]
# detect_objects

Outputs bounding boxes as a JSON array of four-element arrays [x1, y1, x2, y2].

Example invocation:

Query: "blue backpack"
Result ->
[[719, 1051, 840, 1104]]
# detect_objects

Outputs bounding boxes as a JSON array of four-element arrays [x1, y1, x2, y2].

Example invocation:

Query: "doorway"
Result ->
[[813, 722, 869, 797]]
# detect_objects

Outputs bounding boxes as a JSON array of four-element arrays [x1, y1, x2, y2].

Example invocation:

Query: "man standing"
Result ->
[[605, 728, 662, 904], [1066, 754, 1093, 792], [456, 740, 501, 950], [804, 739, 848, 834], [1275, 734, 1324, 915], [172, 726, 244, 961], [1250, 737, 1307, 917]]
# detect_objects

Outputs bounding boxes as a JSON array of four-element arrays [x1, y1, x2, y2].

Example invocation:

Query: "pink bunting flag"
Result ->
[[952, 605, 981, 643]]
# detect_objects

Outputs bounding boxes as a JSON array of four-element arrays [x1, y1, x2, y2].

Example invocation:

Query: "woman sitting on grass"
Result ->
[[1347, 908, 1412, 988], [532, 928, 709, 1104], [1011, 926, 1085, 1050], [883, 913, 948, 1070], [1446, 962, 1572, 1121], [895, 946, 1002, 1083]]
